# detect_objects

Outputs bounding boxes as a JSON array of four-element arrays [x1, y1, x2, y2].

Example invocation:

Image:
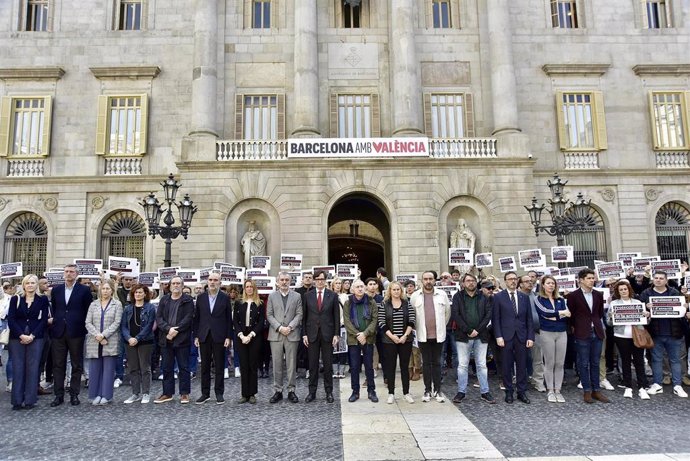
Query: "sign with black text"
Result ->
[[74, 259, 103, 279], [595, 261, 625, 280], [499, 256, 517, 273], [107, 256, 140, 277], [449, 248, 474, 266], [1, 262, 22, 279], [280, 254, 303, 271], [632, 256, 660, 276], [649, 296, 686, 318], [551, 246, 574, 264], [250, 256, 271, 271], [475, 253, 493, 268], [617, 252, 642, 268], [650, 259, 682, 279], [519, 249, 543, 268], [611, 301, 647, 326]]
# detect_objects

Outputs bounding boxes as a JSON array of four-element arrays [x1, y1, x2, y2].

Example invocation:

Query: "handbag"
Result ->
[[0, 324, 9, 346], [631, 326, 654, 349]]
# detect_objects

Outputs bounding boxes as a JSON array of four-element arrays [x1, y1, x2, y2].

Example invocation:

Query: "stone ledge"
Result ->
[[542, 64, 611, 77], [0, 67, 65, 80], [632, 64, 690, 76], [89, 66, 161, 79]]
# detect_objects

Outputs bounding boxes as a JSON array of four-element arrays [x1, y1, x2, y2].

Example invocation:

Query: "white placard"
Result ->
[[251, 256, 271, 271], [475, 253, 493, 268], [199, 268, 214, 282], [519, 249, 543, 268], [594, 286, 611, 302], [617, 252, 642, 269], [157, 267, 180, 282], [551, 246, 574, 264], [288, 271, 301, 288], [253, 276, 276, 295], [312, 266, 336, 280], [1, 262, 23, 279], [595, 261, 626, 280], [437, 284, 459, 303], [138, 272, 158, 288], [553, 275, 577, 292], [74, 259, 103, 279], [246, 269, 269, 278], [649, 296, 686, 318], [219, 265, 245, 286], [395, 273, 417, 283], [499, 256, 517, 273], [177, 269, 200, 286], [611, 301, 648, 326], [449, 248, 474, 266], [107, 256, 140, 277], [280, 254, 303, 271], [336, 264, 358, 278], [44, 271, 65, 287], [632, 256, 660, 276], [650, 259, 682, 279]]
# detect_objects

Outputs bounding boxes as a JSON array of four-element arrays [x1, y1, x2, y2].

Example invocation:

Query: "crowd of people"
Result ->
[[2, 262, 690, 411]]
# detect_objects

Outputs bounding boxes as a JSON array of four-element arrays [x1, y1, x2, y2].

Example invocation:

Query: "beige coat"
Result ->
[[85, 298, 123, 358]]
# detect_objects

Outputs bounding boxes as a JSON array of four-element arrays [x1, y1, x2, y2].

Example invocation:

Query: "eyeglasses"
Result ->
[[505, 277, 518, 281], [314, 278, 326, 281]]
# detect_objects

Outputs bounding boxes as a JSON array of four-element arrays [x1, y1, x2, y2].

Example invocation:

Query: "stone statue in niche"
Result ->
[[241, 220, 267, 268], [449, 218, 476, 250]]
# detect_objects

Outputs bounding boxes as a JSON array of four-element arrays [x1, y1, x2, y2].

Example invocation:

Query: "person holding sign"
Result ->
[[7, 274, 49, 410], [639, 271, 689, 398], [534, 276, 570, 403], [233, 279, 265, 404], [606, 280, 651, 399]]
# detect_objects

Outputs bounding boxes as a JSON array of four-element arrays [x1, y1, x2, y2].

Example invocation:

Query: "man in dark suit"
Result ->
[[492, 271, 534, 404], [49, 264, 94, 406], [302, 270, 340, 403], [193, 272, 232, 405], [567, 268, 609, 404]]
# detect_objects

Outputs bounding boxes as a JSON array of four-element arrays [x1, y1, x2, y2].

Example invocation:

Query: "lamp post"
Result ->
[[139, 173, 198, 268], [524, 173, 592, 247]]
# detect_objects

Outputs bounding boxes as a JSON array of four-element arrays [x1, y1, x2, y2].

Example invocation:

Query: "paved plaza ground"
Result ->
[[3, 348, 690, 461]]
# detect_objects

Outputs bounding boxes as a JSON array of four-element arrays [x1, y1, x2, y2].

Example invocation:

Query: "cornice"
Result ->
[[89, 66, 161, 79], [0, 67, 65, 80], [632, 64, 690, 76], [542, 64, 611, 77]]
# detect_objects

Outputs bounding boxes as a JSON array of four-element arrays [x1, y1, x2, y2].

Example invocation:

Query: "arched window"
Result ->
[[563, 206, 608, 268], [100, 210, 147, 270], [3, 212, 48, 276], [655, 202, 690, 262]]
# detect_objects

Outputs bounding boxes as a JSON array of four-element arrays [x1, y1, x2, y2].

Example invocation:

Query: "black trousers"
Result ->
[[502, 336, 528, 394], [237, 337, 261, 398], [51, 334, 84, 397], [307, 332, 334, 395], [382, 342, 413, 395], [39, 337, 52, 382], [419, 339, 443, 394], [614, 336, 648, 389], [199, 338, 226, 397]]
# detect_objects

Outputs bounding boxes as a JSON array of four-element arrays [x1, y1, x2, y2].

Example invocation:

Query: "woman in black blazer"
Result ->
[[233, 279, 264, 404], [7, 274, 49, 410]]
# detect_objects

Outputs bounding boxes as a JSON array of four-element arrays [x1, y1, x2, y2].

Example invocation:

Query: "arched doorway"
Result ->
[[655, 202, 690, 261], [563, 205, 608, 268], [328, 194, 389, 280], [3, 212, 48, 276], [99, 210, 148, 270]]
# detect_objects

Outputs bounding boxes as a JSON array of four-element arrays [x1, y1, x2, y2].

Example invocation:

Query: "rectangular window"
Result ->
[[430, 94, 465, 138], [117, 0, 142, 30], [95, 94, 148, 156], [252, 0, 271, 28], [338, 95, 371, 138], [243, 95, 278, 140], [551, 0, 578, 28], [651, 92, 687, 150], [432, 0, 451, 28], [0, 96, 52, 157], [343, 1, 361, 28], [25, 0, 49, 31], [644, 0, 671, 28], [556, 92, 607, 151]]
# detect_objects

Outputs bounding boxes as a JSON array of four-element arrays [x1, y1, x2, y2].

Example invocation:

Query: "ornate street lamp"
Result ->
[[524, 173, 593, 247], [139, 173, 197, 268]]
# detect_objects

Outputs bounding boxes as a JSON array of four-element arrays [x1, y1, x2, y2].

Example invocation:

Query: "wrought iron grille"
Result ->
[[563, 206, 608, 268], [655, 202, 690, 262], [100, 210, 147, 270], [4, 212, 48, 276]]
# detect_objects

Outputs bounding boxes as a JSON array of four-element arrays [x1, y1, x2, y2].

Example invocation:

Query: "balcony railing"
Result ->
[[216, 138, 498, 160], [655, 151, 690, 168], [104, 157, 143, 175], [7, 158, 45, 177]]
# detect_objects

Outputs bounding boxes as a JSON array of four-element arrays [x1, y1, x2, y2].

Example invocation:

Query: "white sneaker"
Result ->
[[5, 382, 11, 393], [124, 394, 141, 404], [577, 381, 583, 389], [224, 368, 229, 379], [435, 392, 446, 403], [174, 373, 178, 379], [157, 374, 163, 381], [638, 388, 650, 400], [673, 385, 688, 398], [92, 396, 102, 405], [623, 388, 633, 398], [387, 394, 395, 404], [141, 394, 151, 404], [647, 383, 663, 394], [600, 379, 615, 391], [404, 394, 415, 404], [235, 367, 241, 378], [422, 392, 431, 402], [113, 378, 122, 388]]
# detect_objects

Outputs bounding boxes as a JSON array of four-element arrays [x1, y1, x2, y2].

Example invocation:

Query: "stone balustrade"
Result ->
[[104, 157, 142, 175], [655, 151, 690, 168], [7, 158, 45, 177]]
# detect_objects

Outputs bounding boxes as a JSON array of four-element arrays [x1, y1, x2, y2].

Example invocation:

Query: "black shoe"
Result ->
[[70, 395, 80, 406], [481, 392, 496, 404], [326, 393, 334, 403], [517, 393, 530, 404], [216, 395, 225, 405], [23, 404, 36, 410], [50, 396, 64, 407], [348, 392, 359, 402], [368, 392, 379, 403], [287, 392, 299, 403], [504, 393, 514, 404], [452, 392, 466, 403], [305, 393, 316, 403], [195, 395, 210, 405], [12, 404, 22, 411], [270, 392, 283, 403], [84, 379, 89, 388]]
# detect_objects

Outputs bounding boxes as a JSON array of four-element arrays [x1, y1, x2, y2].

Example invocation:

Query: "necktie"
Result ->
[[510, 292, 517, 315], [317, 291, 323, 312]]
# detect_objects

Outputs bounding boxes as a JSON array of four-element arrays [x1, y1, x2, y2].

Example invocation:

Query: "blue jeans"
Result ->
[[8, 338, 44, 406], [348, 343, 375, 394], [443, 331, 458, 370], [88, 356, 117, 401], [457, 340, 489, 394], [575, 334, 603, 392], [651, 335, 683, 386]]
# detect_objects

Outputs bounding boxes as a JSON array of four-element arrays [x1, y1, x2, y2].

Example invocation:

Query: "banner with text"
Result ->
[[288, 137, 430, 158]]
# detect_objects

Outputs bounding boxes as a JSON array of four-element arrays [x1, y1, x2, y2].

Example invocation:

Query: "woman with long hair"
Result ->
[[233, 279, 264, 403], [7, 274, 49, 410], [85, 278, 123, 405]]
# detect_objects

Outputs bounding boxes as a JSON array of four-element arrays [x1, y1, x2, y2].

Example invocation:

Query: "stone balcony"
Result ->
[[216, 137, 498, 161]]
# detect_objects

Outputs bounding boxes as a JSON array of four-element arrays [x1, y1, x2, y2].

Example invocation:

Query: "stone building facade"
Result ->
[[0, 0, 689, 279]]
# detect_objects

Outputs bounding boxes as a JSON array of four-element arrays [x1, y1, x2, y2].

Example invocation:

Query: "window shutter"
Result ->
[[330, 93, 338, 137], [235, 94, 243, 139], [648, 91, 659, 150], [683, 92, 690, 149], [371, 93, 381, 137], [138, 93, 148, 154], [40, 95, 52, 157], [555, 92, 568, 150], [95, 95, 109, 155], [465, 93, 475, 137], [640, 0, 649, 29], [277, 94, 285, 139], [0, 96, 11, 156], [423, 93, 433, 137], [593, 91, 607, 150]]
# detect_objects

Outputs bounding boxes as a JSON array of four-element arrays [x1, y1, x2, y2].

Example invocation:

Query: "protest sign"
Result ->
[[438, 285, 459, 303], [595, 261, 625, 280], [336, 264, 358, 278], [475, 253, 493, 268], [75, 259, 103, 279], [177, 269, 200, 286], [280, 254, 303, 271], [138, 272, 158, 288], [1, 262, 22, 279], [219, 265, 245, 286], [312, 266, 336, 280], [632, 256, 660, 275], [107, 256, 140, 277], [246, 269, 269, 278], [553, 275, 577, 292], [449, 248, 473, 266], [519, 249, 543, 268], [611, 301, 647, 326], [44, 271, 64, 287], [499, 256, 517, 272], [551, 246, 574, 264], [650, 259, 682, 279], [395, 274, 417, 283], [649, 296, 686, 318], [253, 276, 276, 295], [250, 256, 271, 271], [157, 267, 179, 282], [617, 252, 642, 268]]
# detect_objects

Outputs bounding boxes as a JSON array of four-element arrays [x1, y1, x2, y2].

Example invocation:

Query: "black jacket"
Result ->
[[451, 290, 493, 343]]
